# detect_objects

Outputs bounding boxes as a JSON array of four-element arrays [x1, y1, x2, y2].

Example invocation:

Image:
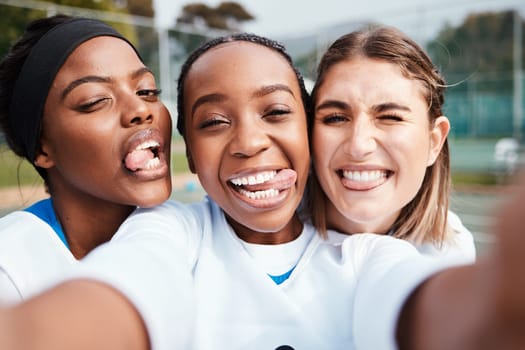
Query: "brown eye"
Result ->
[[322, 114, 347, 124], [137, 89, 162, 101]]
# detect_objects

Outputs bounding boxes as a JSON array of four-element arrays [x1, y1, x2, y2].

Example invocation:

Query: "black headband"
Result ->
[[10, 17, 137, 162]]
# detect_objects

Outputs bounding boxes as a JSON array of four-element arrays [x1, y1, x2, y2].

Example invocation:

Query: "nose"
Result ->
[[121, 94, 154, 126], [343, 114, 376, 159], [228, 119, 271, 158]]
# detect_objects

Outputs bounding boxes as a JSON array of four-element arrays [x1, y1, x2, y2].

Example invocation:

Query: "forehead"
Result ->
[[317, 57, 425, 102], [185, 41, 299, 91], [56, 36, 143, 79]]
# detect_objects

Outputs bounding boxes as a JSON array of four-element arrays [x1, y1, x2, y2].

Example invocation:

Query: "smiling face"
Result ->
[[36, 36, 172, 209], [183, 41, 309, 243], [312, 57, 449, 234]]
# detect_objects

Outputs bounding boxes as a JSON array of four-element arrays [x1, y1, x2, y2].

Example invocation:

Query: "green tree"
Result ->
[[176, 1, 254, 31], [126, 0, 154, 17], [427, 10, 525, 138], [0, 0, 139, 57], [428, 10, 524, 80]]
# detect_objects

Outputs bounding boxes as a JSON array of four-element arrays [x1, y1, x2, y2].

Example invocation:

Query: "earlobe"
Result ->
[[33, 141, 55, 169], [427, 116, 450, 166]]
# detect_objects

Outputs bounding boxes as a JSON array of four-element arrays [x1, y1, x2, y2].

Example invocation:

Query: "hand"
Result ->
[[487, 171, 525, 349]]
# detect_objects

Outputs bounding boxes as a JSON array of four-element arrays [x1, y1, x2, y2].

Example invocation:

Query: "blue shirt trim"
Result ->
[[25, 198, 69, 249], [268, 266, 296, 285]]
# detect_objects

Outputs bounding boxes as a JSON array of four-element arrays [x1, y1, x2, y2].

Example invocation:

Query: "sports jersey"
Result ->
[[0, 206, 76, 304], [74, 197, 459, 350]]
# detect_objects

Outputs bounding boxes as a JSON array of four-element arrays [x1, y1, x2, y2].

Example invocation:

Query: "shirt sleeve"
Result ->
[[65, 201, 198, 350], [349, 234, 450, 350], [0, 267, 22, 305]]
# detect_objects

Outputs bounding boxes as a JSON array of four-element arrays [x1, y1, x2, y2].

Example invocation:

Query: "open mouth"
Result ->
[[228, 170, 281, 200], [338, 169, 393, 190], [339, 169, 392, 182], [124, 140, 162, 172]]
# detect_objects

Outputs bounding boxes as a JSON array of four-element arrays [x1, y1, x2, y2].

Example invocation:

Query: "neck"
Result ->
[[325, 202, 396, 235], [51, 193, 134, 259], [228, 214, 304, 245]]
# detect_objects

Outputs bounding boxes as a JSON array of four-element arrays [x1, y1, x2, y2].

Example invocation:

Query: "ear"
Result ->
[[427, 116, 450, 166], [33, 137, 55, 169], [186, 149, 196, 174]]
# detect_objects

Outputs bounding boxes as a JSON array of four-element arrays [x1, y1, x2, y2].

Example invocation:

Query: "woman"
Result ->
[[307, 26, 475, 262], [0, 15, 172, 303]]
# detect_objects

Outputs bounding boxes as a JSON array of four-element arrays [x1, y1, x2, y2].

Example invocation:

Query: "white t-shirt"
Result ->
[[415, 210, 476, 263], [0, 211, 76, 304], [74, 197, 462, 350]]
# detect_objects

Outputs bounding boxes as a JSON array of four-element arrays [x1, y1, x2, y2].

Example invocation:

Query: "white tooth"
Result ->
[[144, 157, 160, 170], [231, 171, 278, 187], [343, 170, 388, 181], [256, 173, 264, 184], [136, 140, 159, 150], [239, 188, 279, 200]]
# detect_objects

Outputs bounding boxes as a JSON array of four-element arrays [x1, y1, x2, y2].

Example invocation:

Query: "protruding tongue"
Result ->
[[273, 169, 297, 188], [242, 169, 297, 191], [125, 149, 154, 171]]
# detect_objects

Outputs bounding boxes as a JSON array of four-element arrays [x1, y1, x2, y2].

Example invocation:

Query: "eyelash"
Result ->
[[264, 108, 290, 120], [321, 114, 347, 124], [378, 113, 403, 121], [76, 88, 161, 112], [198, 116, 228, 129], [137, 88, 162, 97], [77, 98, 110, 112], [321, 113, 404, 123]]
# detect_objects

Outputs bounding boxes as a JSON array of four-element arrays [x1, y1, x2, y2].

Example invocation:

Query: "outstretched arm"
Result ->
[[397, 171, 525, 350], [0, 280, 149, 350]]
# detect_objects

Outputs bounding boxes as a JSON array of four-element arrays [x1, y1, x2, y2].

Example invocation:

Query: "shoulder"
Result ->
[[415, 210, 476, 263], [0, 210, 56, 243], [323, 230, 419, 266]]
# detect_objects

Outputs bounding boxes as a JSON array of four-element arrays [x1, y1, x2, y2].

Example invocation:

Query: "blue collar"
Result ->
[[25, 198, 69, 249]]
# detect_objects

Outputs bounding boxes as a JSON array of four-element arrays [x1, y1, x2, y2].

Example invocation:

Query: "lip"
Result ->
[[227, 167, 297, 209], [122, 128, 170, 181]]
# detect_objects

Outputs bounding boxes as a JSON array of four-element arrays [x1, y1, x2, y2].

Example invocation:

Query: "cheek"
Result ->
[[312, 129, 337, 167]]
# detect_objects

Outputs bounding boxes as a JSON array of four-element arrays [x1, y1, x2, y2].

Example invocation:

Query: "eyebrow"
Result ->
[[372, 102, 411, 113], [316, 100, 350, 112], [316, 100, 411, 113], [190, 93, 227, 116], [190, 84, 295, 116], [252, 84, 295, 99], [60, 66, 154, 100]]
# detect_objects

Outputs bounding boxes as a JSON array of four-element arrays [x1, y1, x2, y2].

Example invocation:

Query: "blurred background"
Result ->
[[0, 0, 524, 255]]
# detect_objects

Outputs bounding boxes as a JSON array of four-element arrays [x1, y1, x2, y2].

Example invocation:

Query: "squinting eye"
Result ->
[[77, 97, 111, 112], [321, 114, 347, 124], [198, 116, 229, 129], [378, 114, 403, 121], [137, 89, 162, 100], [264, 108, 290, 121]]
